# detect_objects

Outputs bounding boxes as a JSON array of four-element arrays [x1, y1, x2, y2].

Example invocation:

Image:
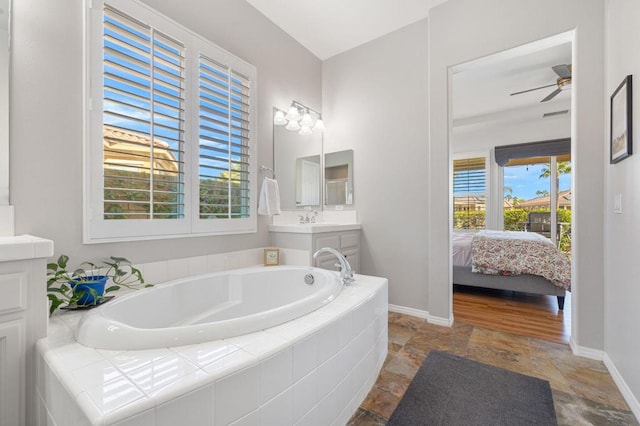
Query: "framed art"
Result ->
[[264, 248, 280, 266], [610, 74, 633, 164]]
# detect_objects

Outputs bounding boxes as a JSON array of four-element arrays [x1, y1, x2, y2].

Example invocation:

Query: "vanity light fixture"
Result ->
[[274, 100, 324, 135]]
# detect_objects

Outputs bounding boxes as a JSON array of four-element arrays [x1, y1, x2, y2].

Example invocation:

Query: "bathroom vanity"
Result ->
[[0, 235, 53, 426], [269, 223, 361, 272]]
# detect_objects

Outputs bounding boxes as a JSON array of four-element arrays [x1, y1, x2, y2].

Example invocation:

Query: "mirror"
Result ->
[[0, 0, 9, 205], [324, 149, 354, 206], [273, 108, 323, 210]]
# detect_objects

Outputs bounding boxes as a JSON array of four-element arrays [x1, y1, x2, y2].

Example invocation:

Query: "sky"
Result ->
[[504, 163, 571, 200]]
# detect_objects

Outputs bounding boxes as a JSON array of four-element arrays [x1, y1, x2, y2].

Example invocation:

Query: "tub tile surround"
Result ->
[[37, 261, 388, 425]]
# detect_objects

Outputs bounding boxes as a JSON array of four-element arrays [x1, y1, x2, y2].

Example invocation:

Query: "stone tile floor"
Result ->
[[348, 312, 638, 425]]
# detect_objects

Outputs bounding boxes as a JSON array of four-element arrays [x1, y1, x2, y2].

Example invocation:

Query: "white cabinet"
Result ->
[[0, 236, 53, 426], [270, 226, 361, 273]]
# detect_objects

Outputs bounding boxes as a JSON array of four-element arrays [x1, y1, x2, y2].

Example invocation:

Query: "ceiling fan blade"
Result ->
[[552, 64, 571, 79], [510, 83, 557, 96], [541, 88, 562, 102]]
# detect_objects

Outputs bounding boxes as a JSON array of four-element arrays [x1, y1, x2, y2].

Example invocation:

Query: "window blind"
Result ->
[[198, 55, 251, 219], [102, 5, 185, 220], [494, 138, 570, 166], [453, 157, 486, 230]]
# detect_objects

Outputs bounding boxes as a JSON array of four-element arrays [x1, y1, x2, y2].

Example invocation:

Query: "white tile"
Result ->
[[293, 333, 318, 381], [335, 312, 354, 350], [337, 340, 359, 380], [187, 256, 208, 276], [259, 388, 292, 426], [155, 385, 214, 426], [85, 376, 145, 415], [173, 340, 240, 368], [294, 402, 318, 426], [233, 331, 288, 359], [317, 355, 339, 400], [206, 254, 225, 273], [315, 389, 338, 426], [335, 370, 357, 418], [214, 364, 260, 425], [352, 297, 375, 333], [292, 370, 317, 423], [126, 354, 198, 396], [230, 410, 259, 426], [260, 348, 292, 403], [112, 409, 155, 426], [49, 343, 105, 371], [139, 261, 168, 285], [147, 370, 210, 405], [166, 258, 190, 281], [74, 392, 105, 426], [202, 349, 257, 380], [316, 319, 340, 364], [70, 359, 123, 391], [109, 348, 173, 374]]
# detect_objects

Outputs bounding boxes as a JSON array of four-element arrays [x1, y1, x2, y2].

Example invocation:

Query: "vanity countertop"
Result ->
[[268, 223, 361, 234]]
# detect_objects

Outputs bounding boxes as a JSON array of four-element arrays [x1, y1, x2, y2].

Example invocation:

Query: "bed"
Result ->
[[452, 230, 570, 310]]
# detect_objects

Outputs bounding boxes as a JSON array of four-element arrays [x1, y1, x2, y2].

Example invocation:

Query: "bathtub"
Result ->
[[76, 265, 342, 350], [37, 262, 388, 426]]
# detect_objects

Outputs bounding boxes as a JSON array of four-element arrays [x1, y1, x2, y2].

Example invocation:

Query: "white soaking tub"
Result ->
[[76, 265, 343, 350], [37, 264, 388, 426]]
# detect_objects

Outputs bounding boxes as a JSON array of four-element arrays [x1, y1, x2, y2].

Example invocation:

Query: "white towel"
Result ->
[[258, 177, 281, 216]]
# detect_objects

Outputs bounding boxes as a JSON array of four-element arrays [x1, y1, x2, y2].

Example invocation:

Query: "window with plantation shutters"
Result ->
[[102, 6, 185, 220], [86, 0, 257, 242], [198, 57, 251, 220], [453, 156, 487, 230]]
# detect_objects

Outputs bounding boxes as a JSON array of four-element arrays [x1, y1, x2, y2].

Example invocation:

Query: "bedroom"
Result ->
[[451, 36, 573, 342]]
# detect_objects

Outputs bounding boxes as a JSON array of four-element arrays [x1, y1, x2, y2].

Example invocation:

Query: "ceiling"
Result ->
[[245, 1, 572, 127], [245, 0, 448, 60], [453, 38, 573, 128]]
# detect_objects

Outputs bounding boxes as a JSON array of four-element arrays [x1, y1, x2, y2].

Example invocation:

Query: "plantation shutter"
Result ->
[[198, 55, 251, 219], [102, 5, 185, 220], [453, 157, 486, 230]]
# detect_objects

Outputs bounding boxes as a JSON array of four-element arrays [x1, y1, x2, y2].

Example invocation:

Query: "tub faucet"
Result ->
[[313, 247, 355, 286]]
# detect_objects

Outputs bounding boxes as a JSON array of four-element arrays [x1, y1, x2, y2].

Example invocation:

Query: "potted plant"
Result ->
[[47, 255, 149, 316]]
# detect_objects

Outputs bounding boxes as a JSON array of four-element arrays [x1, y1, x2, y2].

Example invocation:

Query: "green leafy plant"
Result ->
[[47, 255, 150, 316]]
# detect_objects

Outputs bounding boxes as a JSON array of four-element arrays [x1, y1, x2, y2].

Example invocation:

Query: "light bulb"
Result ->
[[273, 110, 287, 125], [300, 111, 313, 127], [299, 126, 312, 136], [312, 117, 324, 132], [285, 120, 301, 131], [285, 105, 301, 121]]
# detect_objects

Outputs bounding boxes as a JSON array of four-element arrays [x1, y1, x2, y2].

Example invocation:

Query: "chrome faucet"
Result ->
[[313, 247, 355, 286]]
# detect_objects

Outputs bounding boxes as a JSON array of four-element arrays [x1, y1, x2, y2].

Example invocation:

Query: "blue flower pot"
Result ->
[[70, 275, 107, 305]]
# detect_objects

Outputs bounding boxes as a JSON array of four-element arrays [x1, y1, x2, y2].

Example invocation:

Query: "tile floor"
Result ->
[[349, 312, 638, 425]]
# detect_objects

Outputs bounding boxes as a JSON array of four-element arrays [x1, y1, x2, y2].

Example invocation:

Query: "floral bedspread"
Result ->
[[471, 230, 571, 290]]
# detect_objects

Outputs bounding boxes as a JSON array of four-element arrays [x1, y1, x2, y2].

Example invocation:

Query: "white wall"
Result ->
[[322, 20, 429, 311], [10, 0, 321, 263], [429, 0, 606, 349], [604, 0, 640, 416]]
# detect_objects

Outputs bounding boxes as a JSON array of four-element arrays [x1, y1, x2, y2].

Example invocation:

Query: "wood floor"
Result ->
[[453, 285, 571, 344]]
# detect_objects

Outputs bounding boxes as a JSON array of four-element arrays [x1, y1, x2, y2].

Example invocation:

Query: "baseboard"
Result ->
[[427, 313, 454, 327], [388, 304, 429, 319], [603, 353, 640, 422], [569, 337, 604, 360], [387, 304, 454, 327]]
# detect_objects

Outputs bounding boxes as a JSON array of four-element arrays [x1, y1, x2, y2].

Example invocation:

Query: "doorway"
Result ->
[[450, 36, 573, 342]]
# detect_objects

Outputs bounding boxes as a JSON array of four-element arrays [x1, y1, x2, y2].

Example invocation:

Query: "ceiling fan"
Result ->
[[510, 64, 572, 102]]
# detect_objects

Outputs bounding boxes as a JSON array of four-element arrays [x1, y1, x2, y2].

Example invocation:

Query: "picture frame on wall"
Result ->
[[610, 74, 633, 164]]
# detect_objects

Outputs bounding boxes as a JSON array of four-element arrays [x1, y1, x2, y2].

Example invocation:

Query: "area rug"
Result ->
[[387, 350, 557, 426]]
